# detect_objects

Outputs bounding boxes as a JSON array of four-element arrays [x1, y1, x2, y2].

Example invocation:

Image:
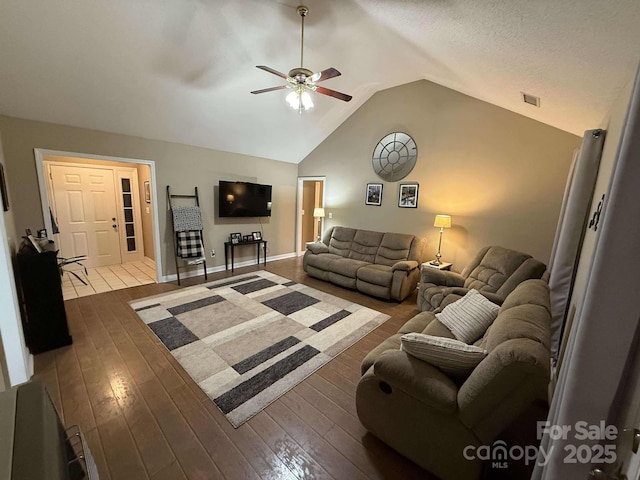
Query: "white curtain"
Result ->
[[548, 130, 606, 358], [533, 63, 640, 479]]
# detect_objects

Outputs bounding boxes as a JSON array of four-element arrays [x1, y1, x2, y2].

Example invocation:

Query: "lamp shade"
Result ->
[[313, 207, 325, 218], [434, 214, 451, 228]]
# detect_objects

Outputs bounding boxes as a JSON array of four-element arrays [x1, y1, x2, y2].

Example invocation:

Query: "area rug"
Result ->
[[128, 271, 390, 427]]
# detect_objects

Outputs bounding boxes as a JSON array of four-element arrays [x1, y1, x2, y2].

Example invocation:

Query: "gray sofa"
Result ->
[[356, 279, 551, 479], [303, 226, 428, 301], [418, 245, 547, 312]]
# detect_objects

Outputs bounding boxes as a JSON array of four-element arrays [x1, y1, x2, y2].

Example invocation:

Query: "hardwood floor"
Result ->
[[34, 256, 436, 480]]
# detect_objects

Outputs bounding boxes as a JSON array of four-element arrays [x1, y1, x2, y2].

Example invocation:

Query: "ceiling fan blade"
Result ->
[[256, 65, 288, 79], [310, 68, 342, 83], [315, 86, 352, 102], [251, 85, 288, 95]]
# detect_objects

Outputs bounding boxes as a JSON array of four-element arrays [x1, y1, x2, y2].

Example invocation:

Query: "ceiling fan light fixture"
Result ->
[[251, 5, 352, 108], [286, 88, 314, 113]]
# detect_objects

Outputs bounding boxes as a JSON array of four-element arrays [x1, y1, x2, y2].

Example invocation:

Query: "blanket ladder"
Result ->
[[167, 185, 208, 285]]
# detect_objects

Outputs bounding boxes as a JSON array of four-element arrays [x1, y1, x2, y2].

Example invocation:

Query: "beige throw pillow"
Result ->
[[436, 289, 500, 343], [401, 333, 487, 375]]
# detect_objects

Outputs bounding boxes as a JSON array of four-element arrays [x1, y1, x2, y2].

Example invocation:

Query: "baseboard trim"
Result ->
[[159, 252, 297, 283]]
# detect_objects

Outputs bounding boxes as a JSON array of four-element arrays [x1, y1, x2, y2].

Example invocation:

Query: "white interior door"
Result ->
[[50, 165, 122, 268]]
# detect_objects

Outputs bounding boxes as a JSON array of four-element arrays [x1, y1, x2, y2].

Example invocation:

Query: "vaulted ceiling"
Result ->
[[1, 0, 639, 163]]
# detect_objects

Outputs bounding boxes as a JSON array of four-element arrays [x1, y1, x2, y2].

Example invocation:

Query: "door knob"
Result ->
[[112, 224, 117, 228]]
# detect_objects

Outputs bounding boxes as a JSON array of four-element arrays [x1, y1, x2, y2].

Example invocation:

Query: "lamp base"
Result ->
[[429, 260, 441, 266]]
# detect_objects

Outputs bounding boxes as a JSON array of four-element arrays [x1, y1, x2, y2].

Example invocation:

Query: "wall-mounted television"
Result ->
[[218, 180, 272, 217]]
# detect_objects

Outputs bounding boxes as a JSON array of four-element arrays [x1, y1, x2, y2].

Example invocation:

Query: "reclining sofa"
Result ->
[[303, 226, 428, 301], [356, 279, 551, 479], [418, 245, 547, 312]]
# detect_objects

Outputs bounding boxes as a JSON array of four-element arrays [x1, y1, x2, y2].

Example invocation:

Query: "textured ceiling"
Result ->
[[0, 0, 639, 163]]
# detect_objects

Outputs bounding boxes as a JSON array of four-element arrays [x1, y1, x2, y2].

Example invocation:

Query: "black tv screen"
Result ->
[[218, 181, 272, 217]]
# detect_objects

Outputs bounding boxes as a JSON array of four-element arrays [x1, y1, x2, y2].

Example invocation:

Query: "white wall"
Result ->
[[0, 130, 32, 388], [566, 76, 635, 335]]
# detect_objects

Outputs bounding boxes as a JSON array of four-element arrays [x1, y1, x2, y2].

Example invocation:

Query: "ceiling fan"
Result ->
[[251, 5, 352, 112]]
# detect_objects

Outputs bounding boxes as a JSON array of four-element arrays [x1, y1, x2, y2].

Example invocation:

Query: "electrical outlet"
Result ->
[[328, 212, 333, 219], [210, 250, 215, 257]]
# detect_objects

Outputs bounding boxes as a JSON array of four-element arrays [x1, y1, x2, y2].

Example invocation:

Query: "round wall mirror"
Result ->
[[371, 132, 418, 182]]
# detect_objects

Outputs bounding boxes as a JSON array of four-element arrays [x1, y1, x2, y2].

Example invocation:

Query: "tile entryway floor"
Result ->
[[61, 257, 156, 300]]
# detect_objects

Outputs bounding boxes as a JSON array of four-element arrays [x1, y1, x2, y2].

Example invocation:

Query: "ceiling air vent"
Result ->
[[521, 92, 540, 107]]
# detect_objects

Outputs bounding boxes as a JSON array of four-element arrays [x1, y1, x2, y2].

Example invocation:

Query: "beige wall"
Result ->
[[0, 116, 298, 277], [299, 80, 581, 270], [136, 164, 155, 261]]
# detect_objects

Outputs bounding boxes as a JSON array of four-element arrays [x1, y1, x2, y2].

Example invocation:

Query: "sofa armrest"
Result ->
[[421, 267, 465, 287], [391, 260, 419, 272], [457, 339, 550, 441], [306, 242, 329, 254], [373, 350, 458, 413]]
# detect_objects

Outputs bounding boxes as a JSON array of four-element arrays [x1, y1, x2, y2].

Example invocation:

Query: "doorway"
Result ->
[[296, 176, 325, 255], [35, 149, 162, 299]]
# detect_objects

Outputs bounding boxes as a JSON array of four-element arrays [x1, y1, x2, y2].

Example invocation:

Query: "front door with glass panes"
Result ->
[[49, 164, 144, 268]]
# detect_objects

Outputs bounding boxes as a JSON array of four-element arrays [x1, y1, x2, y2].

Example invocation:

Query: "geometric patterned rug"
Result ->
[[128, 271, 390, 427]]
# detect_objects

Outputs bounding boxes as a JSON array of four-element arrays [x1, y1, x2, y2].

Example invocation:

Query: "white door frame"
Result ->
[[34, 149, 162, 283], [296, 176, 326, 256]]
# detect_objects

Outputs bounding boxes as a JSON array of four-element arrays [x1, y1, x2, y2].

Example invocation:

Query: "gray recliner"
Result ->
[[417, 245, 547, 312], [356, 279, 552, 479]]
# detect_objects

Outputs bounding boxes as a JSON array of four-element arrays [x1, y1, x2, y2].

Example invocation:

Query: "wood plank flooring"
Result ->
[[33, 257, 436, 480]]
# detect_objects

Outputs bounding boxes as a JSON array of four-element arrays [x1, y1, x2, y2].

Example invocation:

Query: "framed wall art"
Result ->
[[0, 163, 9, 211], [365, 183, 383, 206], [398, 183, 419, 208]]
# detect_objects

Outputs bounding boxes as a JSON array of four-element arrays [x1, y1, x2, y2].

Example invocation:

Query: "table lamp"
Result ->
[[430, 214, 451, 266], [313, 207, 325, 242]]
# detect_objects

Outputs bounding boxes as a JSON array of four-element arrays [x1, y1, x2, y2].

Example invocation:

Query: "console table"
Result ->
[[224, 239, 267, 272]]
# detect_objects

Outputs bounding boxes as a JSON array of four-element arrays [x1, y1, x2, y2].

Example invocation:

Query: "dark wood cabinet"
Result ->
[[16, 241, 72, 354]]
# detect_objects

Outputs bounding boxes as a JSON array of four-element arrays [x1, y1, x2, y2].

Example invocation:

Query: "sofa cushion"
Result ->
[[422, 318, 457, 339], [375, 233, 414, 266], [401, 333, 488, 376], [436, 289, 500, 343], [462, 246, 532, 293], [398, 311, 435, 334], [357, 264, 393, 287], [328, 227, 356, 257], [305, 252, 344, 271], [500, 279, 550, 313], [329, 258, 369, 278], [485, 304, 551, 352], [347, 229, 384, 263]]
